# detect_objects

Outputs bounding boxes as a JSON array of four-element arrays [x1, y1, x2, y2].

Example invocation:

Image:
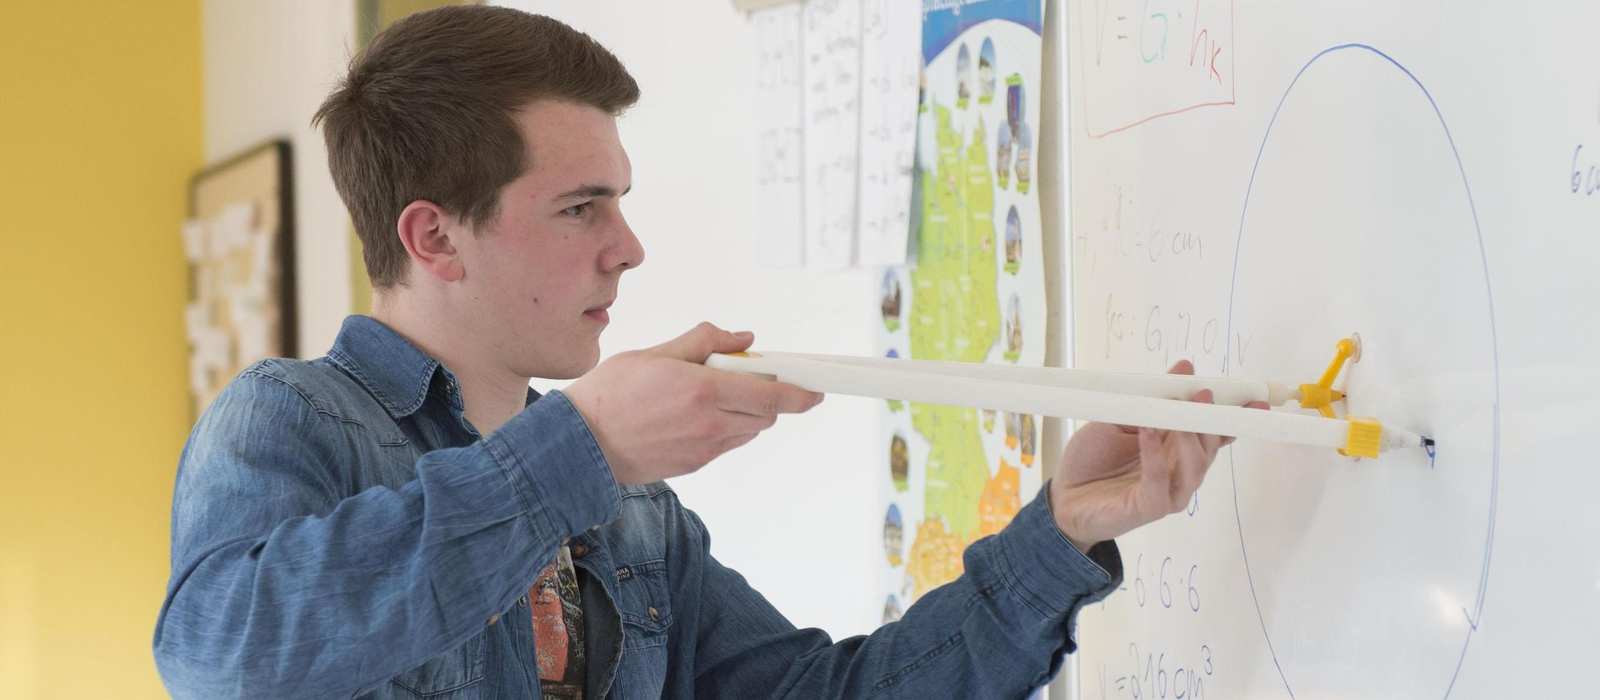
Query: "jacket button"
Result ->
[[487, 614, 499, 626], [648, 607, 660, 622], [571, 544, 589, 558]]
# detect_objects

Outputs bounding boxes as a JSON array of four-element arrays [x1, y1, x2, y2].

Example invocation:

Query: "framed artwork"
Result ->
[[182, 140, 295, 418]]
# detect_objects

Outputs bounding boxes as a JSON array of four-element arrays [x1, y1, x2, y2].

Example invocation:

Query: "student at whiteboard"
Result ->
[[151, 7, 1243, 698]]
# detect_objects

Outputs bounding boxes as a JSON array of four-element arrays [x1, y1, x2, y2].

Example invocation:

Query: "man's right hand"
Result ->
[[564, 322, 824, 485]]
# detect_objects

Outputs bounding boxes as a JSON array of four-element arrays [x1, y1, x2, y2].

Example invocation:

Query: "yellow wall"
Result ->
[[0, 2, 201, 698]]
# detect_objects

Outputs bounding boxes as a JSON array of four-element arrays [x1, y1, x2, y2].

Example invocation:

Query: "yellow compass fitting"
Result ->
[[1299, 337, 1357, 418], [1297, 384, 1347, 419], [1339, 417, 1383, 459]]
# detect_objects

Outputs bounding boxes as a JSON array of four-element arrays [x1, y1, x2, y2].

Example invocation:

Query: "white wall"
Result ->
[[205, 0, 884, 640], [204, 0, 355, 355], [506, 0, 884, 640]]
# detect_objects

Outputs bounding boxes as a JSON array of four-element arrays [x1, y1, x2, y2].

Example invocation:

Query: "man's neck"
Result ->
[[371, 295, 527, 436]]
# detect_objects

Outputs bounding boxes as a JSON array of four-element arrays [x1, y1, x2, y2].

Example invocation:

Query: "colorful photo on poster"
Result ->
[[883, 503, 905, 567]]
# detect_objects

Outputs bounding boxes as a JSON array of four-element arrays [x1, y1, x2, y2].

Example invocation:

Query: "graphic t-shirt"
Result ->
[[531, 545, 585, 699]]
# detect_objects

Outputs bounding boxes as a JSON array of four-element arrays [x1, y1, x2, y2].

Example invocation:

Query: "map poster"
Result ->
[[876, 0, 1048, 629]]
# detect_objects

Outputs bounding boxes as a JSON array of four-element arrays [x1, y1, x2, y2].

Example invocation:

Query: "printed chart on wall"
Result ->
[[1069, 2, 1600, 698], [876, 0, 1049, 641]]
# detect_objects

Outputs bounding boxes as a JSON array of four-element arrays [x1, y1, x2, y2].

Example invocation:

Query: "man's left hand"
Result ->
[[1048, 359, 1270, 552]]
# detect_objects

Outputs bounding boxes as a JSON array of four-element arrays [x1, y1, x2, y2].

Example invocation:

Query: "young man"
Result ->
[[154, 7, 1248, 698]]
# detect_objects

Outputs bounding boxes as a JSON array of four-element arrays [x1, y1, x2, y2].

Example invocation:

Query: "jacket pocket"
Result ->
[[388, 632, 486, 698], [614, 558, 673, 649]]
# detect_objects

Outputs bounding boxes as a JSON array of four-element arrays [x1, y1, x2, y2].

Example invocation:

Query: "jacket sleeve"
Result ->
[[153, 366, 617, 698], [677, 485, 1123, 698]]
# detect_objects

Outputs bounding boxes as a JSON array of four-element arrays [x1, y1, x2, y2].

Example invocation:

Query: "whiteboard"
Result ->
[[1065, 2, 1600, 698]]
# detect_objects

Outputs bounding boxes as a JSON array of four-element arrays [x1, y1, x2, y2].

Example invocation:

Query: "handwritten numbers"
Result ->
[[1571, 144, 1600, 197]]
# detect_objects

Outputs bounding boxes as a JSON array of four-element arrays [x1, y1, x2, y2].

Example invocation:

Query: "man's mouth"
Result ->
[[584, 301, 613, 324]]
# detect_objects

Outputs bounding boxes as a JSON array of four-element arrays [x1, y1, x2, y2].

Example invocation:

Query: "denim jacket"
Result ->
[[154, 316, 1123, 698]]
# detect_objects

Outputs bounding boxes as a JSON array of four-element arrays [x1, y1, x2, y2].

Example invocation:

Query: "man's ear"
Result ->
[[395, 200, 465, 283]]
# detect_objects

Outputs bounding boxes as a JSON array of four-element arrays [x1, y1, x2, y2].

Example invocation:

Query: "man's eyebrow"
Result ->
[[554, 184, 631, 200]]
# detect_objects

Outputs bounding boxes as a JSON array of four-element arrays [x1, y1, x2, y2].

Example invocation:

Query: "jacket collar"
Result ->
[[326, 315, 446, 419], [326, 315, 543, 421]]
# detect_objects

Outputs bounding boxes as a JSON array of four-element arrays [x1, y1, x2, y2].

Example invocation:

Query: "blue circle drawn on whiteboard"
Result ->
[[1224, 43, 1500, 699]]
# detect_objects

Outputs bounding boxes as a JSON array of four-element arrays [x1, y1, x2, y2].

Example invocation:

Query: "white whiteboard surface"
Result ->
[[1066, 2, 1600, 698]]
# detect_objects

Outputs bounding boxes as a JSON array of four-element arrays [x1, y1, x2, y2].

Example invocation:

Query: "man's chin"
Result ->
[[533, 346, 601, 381]]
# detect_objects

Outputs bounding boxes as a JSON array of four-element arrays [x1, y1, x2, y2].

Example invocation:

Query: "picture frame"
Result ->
[[182, 140, 296, 418]]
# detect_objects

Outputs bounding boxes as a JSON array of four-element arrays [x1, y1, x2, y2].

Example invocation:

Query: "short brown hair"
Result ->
[[314, 6, 639, 288]]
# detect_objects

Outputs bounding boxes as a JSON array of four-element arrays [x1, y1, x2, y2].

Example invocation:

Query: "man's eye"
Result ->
[[562, 202, 592, 217]]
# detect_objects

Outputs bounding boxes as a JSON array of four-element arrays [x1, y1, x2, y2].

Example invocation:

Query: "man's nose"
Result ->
[[605, 214, 645, 272]]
